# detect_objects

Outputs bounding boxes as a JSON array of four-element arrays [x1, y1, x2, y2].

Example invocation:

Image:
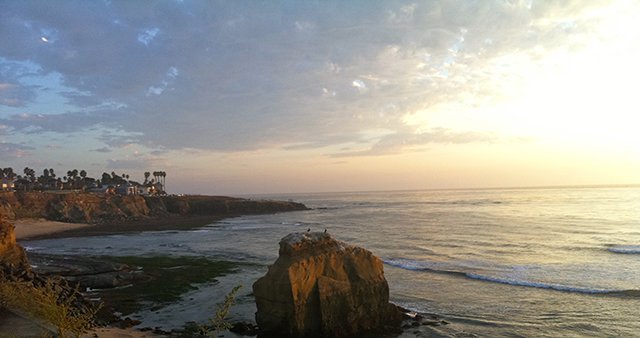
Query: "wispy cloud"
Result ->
[[0, 0, 624, 158], [0, 142, 34, 159], [331, 128, 497, 158], [138, 27, 160, 46]]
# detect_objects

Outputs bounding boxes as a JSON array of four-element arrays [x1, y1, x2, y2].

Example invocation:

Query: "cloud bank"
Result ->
[[0, 0, 619, 160]]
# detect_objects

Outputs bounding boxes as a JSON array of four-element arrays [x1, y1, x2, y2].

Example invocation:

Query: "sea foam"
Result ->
[[385, 258, 627, 295], [608, 245, 640, 254]]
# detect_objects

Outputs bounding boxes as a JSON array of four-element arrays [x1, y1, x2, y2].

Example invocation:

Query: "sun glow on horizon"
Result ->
[[407, 1, 640, 147]]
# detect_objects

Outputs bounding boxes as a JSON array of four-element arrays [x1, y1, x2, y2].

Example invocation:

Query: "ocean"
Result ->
[[23, 185, 640, 337]]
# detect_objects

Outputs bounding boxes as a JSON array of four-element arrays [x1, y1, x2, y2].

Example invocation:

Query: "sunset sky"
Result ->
[[1, 0, 639, 195]]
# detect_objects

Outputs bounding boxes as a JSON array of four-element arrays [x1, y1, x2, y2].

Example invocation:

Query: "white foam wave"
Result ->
[[384, 258, 452, 272], [22, 246, 45, 252], [608, 245, 640, 254], [385, 258, 621, 295], [465, 273, 614, 294]]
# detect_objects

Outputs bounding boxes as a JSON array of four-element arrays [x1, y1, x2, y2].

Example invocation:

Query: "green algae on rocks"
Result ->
[[95, 255, 241, 315]]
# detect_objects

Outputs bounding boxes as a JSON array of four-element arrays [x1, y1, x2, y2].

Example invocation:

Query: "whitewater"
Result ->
[[24, 185, 640, 337]]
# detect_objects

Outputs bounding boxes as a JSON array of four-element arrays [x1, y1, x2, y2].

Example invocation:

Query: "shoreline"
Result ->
[[10, 216, 461, 337], [14, 215, 229, 241], [9, 216, 248, 338]]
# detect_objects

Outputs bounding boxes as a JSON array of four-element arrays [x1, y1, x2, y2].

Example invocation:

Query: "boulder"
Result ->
[[253, 232, 401, 337]]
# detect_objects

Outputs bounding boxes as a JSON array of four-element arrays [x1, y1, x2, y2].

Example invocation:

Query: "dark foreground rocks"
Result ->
[[253, 232, 402, 337], [0, 219, 93, 328]]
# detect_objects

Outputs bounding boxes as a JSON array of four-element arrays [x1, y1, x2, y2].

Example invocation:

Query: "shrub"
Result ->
[[180, 284, 242, 338]]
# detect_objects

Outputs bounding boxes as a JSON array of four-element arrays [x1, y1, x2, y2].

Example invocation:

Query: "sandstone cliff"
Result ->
[[0, 192, 308, 224], [0, 219, 29, 271], [253, 232, 402, 337]]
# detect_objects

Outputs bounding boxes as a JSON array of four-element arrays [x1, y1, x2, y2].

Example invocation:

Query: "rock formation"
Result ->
[[253, 232, 401, 337], [0, 219, 29, 271]]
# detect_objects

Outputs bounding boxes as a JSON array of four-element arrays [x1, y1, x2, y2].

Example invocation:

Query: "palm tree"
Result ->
[[144, 172, 150, 184], [79, 170, 87, 189], [24, 167, 35, 182]]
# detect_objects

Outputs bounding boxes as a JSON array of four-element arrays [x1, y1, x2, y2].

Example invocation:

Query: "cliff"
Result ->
[[0, 191, 308, 224], [253, 232, 402, 337]]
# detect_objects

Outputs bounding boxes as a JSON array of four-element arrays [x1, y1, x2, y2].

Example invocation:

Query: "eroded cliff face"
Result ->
[[253, 232, 402, 337], [0, 191, 308, 224]]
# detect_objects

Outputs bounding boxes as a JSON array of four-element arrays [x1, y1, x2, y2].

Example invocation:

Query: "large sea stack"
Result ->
[[253, 232, 401, 337]]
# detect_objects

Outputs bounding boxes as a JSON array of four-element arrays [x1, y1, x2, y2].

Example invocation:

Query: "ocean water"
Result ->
[[23, 186, 640, 337]]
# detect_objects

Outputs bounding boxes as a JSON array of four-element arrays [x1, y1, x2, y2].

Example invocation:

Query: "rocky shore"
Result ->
[[0, 192, 310, 336], [1, 192, 460, 337]]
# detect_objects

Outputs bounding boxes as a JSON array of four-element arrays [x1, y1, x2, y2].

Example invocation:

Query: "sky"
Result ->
[[1, 0, 639, 195]]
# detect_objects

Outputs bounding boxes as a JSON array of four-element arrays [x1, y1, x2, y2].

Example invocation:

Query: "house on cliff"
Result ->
[[116, 183, 139, 195], [1, 178, 14, 191]]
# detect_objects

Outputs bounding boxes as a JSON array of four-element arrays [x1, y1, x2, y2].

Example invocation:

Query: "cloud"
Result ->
[[91, 147, 112, 153], [0, 60, 41, 107], [105, 158, 149, 170], [105, 153, 167, 171], [0, 142, 34, 159], [0, 0, 619, 157], [137, 27, 160, 46], [330, 128, 497, 157], [0, 112, 111, 134]]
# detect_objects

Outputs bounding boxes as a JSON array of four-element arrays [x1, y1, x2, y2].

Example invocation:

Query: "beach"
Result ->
[[13, 219, 93, 240], [14, 216, 223, 241]]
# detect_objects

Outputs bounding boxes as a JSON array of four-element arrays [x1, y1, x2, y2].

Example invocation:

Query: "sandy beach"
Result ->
[[13, 219, 93, 241], [13, 215, 222, 241]]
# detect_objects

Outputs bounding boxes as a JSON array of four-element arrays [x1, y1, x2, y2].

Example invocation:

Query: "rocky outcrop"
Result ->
[[0, 219, 29, 271], [253, 232, 402, 337], [0, 191, 308, 224]]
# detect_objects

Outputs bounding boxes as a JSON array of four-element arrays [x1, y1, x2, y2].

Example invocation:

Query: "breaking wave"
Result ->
[[384, 258, 639, 296], [608, 245, 640, 254]]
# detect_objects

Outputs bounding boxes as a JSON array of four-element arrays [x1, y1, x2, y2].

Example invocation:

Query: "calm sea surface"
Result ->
[[24, 186, 640, 337]]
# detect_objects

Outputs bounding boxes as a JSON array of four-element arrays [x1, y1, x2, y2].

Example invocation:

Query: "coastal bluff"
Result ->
[[253, 232, 402, 337], [0, 191, 308, 224]]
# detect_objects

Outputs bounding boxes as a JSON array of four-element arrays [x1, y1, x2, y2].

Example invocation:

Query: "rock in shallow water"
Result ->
[[253, 232, 401, 337]]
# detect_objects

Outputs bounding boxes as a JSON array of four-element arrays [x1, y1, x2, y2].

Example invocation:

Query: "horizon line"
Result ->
[[239, 183, 640, 197]]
